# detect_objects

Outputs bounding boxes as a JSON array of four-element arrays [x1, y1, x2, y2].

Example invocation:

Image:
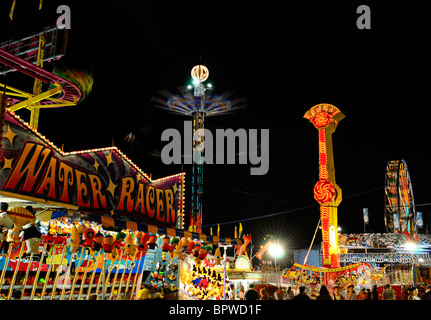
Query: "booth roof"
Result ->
[[85, 214, 239, 245]]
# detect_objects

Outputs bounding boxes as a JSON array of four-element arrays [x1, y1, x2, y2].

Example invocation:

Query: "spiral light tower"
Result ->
[[304, 104, 345, 268]]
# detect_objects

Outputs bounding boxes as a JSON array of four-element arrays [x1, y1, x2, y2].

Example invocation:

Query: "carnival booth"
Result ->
[[225, 256, 262, 300], [0, 110, 241, 300], [178, 234, 260, 300]]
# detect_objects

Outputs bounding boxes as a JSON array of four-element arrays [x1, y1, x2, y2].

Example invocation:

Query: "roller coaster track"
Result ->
[[0, 47, 81, 109]]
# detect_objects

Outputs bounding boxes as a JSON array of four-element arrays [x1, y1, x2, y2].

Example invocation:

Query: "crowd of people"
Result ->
[[239, 283, 431, 300]]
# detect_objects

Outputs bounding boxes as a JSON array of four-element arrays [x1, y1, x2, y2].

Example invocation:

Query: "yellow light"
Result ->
[[268, 243, 284, 258], [191, 65, 209, 83], [329, 225, 338, 254], [405, 241, 417, 251]]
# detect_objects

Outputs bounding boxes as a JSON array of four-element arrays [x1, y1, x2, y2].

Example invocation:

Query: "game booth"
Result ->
[[0, 110, 241, 300], [178, 236, 262, 300]]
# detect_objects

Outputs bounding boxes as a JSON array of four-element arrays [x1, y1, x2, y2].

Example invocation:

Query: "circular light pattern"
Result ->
[[314, 179, 336, 204], [191, 65, 209, 83], [311, 112, 332, 128]]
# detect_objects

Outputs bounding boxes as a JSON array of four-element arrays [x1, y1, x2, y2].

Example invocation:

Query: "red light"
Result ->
[[314, 179, 336, 204], [312, 112, 331, 128]]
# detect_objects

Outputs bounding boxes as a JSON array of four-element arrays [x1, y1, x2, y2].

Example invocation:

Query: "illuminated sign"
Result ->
[[235, 256, 251, 270], [0, 111, 185, 227], [244, 272, 262, 280], [227, 271, 262, 280], [227, 271, 244, 280]]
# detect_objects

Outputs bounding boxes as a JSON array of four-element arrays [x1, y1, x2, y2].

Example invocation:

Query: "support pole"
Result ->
[[304, 218, 321, 265], [219, 244, 232, 300]]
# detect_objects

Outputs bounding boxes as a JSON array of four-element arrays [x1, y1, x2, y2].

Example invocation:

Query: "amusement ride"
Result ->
[[152, 65, 246, 233]]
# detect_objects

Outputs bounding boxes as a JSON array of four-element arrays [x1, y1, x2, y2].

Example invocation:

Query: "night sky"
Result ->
[[1, 1, 430, 264]]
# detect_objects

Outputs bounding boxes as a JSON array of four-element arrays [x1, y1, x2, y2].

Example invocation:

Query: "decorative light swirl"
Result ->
[[311, 112, 331, 128], [314, 179, 336, 204]]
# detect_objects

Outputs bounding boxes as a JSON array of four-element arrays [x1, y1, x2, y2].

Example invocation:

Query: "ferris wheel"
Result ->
[[384, 159, 416, 234]]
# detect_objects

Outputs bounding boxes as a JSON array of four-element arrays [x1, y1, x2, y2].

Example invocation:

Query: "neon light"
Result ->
[[314, 180, 336, 204], [305, 103, 344, 268], [320, 206, 330, 263], [191, 65, 209, 83], [312, 112, 331, 128]]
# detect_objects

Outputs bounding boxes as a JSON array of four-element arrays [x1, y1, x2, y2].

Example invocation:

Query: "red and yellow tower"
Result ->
[[304, 104, 344, 268]]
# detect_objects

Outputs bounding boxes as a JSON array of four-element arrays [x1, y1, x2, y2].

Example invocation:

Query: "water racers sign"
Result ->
[[0, 111, 184, 227]]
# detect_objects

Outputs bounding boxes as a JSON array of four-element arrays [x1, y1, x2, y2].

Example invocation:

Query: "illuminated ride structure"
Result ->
[[384, 159, 416, 235], [152, 65, 246, 233], [0, 27, 80, 131], [304, 104, 345, 269]]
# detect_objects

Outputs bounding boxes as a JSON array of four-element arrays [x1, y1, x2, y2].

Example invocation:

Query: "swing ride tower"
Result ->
[[304, 104, 345, 268], [152, 65, 246, 233]]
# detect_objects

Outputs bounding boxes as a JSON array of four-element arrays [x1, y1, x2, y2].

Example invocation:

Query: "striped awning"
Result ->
[[87, 214, 239, 245], [36, 209, 70, 221]]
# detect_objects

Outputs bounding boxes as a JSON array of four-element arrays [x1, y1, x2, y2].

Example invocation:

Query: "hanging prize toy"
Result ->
[[161, 236, 170, 261], [169, 238, 180, 262], [147, 234, 158, 250]]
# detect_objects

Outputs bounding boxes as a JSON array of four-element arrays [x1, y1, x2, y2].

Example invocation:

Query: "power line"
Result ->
[[203, 170, 431, 227], [207, 180, 311, 205]]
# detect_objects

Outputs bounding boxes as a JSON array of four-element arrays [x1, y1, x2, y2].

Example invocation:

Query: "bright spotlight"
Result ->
[[268, 243, 284, 258], [405, 241, 417, 252]]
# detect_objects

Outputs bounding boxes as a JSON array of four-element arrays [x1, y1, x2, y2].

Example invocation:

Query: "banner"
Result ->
[[255, 240, 273, 260], [416, 211, 423, 229], [0, 111, 184, 228]]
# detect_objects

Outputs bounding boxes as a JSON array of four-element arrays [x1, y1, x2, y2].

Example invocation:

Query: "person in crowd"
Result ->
[[228, 284, 235, 300], [274, 286, 284, 300], [344, 285, 357, 300], [332, 286, 343, 300], [259, 288, 269, 300], [285, 286, 294, 300], [293, 286, 310, 300], [237, 284, 245, 300], [359, 288, 368, 300], [372, 285, 379, 300], [421, 285, 431, 300], [402, 285, 411, 300], [382, 284, 396, 300], [408, 287, 420, 300], [310, 288, 318, 300], [244, 282, 260, 300], [317, 285, 332, 300], [366, 288, 372, 300], [137, 283, 151, 300]]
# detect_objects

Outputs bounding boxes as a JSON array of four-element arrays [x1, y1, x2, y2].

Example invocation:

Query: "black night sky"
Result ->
[[1, 1, 430, 265]]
